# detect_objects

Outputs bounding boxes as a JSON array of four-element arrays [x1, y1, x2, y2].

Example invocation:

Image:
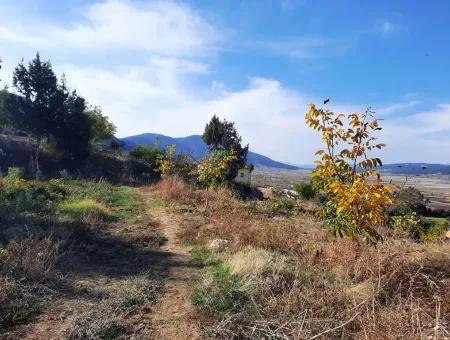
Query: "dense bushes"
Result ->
[[389, 186, 428, 216], [293, 181, 316, 200]]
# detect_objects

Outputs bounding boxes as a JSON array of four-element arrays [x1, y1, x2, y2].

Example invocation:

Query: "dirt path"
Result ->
[[3, 187, 201, 340], [139, 188, 201, 340]]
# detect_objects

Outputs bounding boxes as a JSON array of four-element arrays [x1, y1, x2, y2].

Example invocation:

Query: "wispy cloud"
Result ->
[[256, 35, 355, 60], [374, 19, 402, 36]]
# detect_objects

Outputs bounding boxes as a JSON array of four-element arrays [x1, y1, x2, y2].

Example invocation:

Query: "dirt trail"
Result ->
[[139, 189, 201, 340], [3, 187, 201, 340]]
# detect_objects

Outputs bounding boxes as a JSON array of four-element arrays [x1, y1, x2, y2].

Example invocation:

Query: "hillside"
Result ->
[[121, 133, 299, 170]]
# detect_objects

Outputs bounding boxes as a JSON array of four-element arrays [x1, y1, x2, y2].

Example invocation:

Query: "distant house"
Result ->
[[234, 168, 252, 186]]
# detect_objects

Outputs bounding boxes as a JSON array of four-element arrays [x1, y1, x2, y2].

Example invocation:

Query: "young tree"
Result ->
[[86, 106, 117, 142], [305, 104, 393, 244], [202, 115, 249, 180]]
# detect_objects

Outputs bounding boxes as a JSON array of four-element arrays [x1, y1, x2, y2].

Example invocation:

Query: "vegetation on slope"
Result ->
[[153, 176, 449, 339]]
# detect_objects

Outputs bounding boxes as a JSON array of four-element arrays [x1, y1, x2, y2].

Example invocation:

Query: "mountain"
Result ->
[[379, 163, 450, 175], [120, 133, 299, 170]]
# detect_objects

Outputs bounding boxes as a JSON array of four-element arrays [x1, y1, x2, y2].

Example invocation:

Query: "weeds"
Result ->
[[153, 177, 450, 339]]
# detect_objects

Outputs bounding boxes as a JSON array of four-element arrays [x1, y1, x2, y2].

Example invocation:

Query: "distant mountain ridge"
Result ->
[[379, 163, 450, 175], [120, 133, 299, 170]]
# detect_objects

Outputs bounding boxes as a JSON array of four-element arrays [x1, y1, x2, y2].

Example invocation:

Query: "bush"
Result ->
[[293, 181, 316, 200], [392, 214, 448, 241], [260, 197, 296, 216], [389, 187, 428, 216]]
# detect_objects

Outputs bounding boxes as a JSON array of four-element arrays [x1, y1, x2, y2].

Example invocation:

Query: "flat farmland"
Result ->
[[252, 168, 450, 210]]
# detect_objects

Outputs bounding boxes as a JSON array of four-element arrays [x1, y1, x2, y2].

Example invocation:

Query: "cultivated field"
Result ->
[[252, 168, 450, 210]]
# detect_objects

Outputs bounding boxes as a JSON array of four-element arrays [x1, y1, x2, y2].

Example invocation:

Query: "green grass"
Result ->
[[190, 247, 247, 314], [190, 247, 220, 267], [146, 196, 167, 209], [59, 199, 114, 221], [192, 262, 247, 313], [111, 186, 139, 221]]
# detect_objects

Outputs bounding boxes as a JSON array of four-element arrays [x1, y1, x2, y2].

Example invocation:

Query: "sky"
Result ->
[[0, 0, 449, 164]]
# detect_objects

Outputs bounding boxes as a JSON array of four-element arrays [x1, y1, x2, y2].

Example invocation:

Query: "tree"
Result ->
[[130, 144, 164, 169], [305, 104, 393, 244], [0, 58, 10, 127], [196, 149, 237, 188], [202, 115, 249, 180], [86, 106, 117, 142], [12, 53, 91, 162]]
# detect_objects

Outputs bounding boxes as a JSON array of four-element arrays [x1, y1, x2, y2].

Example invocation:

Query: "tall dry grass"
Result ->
[[153, 177, 450, 339]]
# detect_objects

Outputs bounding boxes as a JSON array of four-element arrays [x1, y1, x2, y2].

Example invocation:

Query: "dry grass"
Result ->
[[150, 175, 186, 201], [153, 177, 450, 339], [0, 237, 61, 329]]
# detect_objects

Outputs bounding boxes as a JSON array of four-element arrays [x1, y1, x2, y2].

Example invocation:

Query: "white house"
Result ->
[[234, 168, 252, 186]]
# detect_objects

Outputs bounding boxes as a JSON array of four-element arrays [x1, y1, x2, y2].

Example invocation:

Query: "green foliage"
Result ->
[[110, 186, 139, 221], [391, 214, 448, 241], [156, 144, 176, 175], [12, 53, 91, 160], [190, 247, 220, 267], [260, 197, 297, 216], [130, 144, 164, 168], [202, 115, 249, 180], [196, 149, 237, 188], [86, 106, 117, 142], [0, 88, 11, 127], [293, 181, 316, 200], [389, 187, 428, 216], [59, 199, 114, 221], [192, 263, 247, 314]]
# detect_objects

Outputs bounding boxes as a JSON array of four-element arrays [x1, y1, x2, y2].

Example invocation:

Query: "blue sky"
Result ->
[[0, 0, 449, 163]]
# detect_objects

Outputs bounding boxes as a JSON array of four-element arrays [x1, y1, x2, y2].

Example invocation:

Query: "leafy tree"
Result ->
[[12, 53, 91, 162], [305, 104, 393, 244], [196, 149, 237, 188], [130, 144, 164, 168], [156, 144, 176, 176], [202, 115, 249, 180], [86, 106, 117, 142]]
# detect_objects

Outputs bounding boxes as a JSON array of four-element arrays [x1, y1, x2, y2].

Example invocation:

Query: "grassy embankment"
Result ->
[[0, 169, 163, 338]]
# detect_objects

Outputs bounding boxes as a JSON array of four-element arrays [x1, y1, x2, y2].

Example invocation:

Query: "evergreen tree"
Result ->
[[12, 53, 91, 161], [202, 115, 249, 180]]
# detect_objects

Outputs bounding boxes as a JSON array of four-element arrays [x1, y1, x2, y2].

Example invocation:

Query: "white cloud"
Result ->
[[0, 1, 222, 57], [0, 0, 447, 164], [258, 35, 354, 60]]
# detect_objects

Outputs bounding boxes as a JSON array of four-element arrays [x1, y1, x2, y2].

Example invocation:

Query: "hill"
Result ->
[[120, 133, 299, 170], [380, 163, 450, 175]]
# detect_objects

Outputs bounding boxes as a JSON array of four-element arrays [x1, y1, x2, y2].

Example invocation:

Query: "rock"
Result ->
[[207, 239, 229, 252]]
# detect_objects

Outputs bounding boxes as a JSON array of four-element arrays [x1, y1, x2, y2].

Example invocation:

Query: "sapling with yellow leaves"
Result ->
[[305, 104, 393, 244]]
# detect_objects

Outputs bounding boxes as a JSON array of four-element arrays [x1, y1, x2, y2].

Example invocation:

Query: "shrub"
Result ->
[[392, 214, 447, 241], [152, 176, 185, 201], [260, 197, 296, 216], [293, 181, 316, 200], [130, 144, 164, 168], [59, 199, 113, 221], [389, 187, 428, 216]]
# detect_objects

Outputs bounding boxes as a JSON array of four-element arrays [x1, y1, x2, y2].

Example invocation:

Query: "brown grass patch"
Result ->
[[153, 181, 450, 339]]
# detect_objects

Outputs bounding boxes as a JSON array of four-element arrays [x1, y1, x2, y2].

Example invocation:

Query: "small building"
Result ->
[[234, 168, 252, 186]]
